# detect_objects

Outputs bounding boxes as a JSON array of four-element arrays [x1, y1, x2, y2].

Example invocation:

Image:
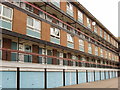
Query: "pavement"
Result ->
[[60, 78, 119, 88]]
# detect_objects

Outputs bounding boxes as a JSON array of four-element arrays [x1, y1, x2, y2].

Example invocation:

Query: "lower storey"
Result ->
[[0, 61, 119, 89]]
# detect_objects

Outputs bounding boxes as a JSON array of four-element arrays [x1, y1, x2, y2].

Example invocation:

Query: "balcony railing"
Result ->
[[0, 48, 118, 69], [5, 0, 118, 54]]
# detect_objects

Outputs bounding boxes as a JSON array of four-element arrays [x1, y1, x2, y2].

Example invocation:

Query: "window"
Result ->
[[95, 46, 98, 56], [24, 45, 32, 62], [117, 43, 118, 48], [104, 32, 106, 40], [67, 2, 73, 16], [79, 39, 84, 52], [78, 10, 83, 23], [105, 50, 107, 59], [94, 25, 98, 33], [100, 28, 103, 37], [51, 0, 60, 8], [50, 27, 60, 44], [67, 33, 74, 48], [108, 34, 110, 42], [0, 4, 13, 30], [100, 48, 103, 57], [67, 33, 73, 43], [87, 17, 91, 29], [24, 45, 31, 52], [27, 16, 41, 39], [88, 43, 92, 54]]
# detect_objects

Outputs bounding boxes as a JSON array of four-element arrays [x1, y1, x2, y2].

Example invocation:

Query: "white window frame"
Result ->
[[78, 10, 83, 23], [94, 25, 98, 33], [87, 17, 91, 29], [0, 4, 13, 30], [27, 16, 41, 32], [27, 16, 41, 38], [88, 43, 92, 54], [100, 28, 103, 37], [95, 46, 98, 56], [100, 48, 103, 57], [79, 39, 84, 52], [67, 2, 73, 16], [104, 32, 106, 40], [67, 33, 73, 43], [50, 27, 60, 38]]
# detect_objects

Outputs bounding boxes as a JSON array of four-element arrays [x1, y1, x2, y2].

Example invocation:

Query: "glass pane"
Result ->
[[24, 45, 31, 52], [1, 20, 12, 30], [67, 34, 73, 42], [27, 28, 40, 39], [27, 16, 33, 26], [3, 6, 12, 19], [67, 42, 74, 48], [11, 53, 17, 61], [34, 19, 40, 30], [47, 50, 52, 56], [50, 36, 60, 44], [24, 55, 32, 62], [51, 0, 60, 8], [11, 42, 17, 50]]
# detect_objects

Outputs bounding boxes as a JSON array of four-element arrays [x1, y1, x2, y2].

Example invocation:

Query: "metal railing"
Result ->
[[0, 48, 118, 69]]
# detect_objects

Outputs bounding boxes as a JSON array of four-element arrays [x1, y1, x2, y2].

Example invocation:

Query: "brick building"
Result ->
[[0, 0, 119, 89]]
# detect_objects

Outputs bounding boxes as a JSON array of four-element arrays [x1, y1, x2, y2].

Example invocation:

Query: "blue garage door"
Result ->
[[47, 71, 63, 88], [1, 71, 16, 88], [110, 71, 112, 78], [95, 71, 100, 81], [88, 71, 94, 82], [116, 71, 118, 77], [65, 72, 76, 86], [101, 71, 104, 80], [78, 71, 86, 84], [20, 71, 44, 89], [106, 71, 109, 79]]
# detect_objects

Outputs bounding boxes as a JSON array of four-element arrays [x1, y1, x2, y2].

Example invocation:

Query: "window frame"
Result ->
[[94, 25, 98, 33], [87, 17, 91, 29], [95, 46, 98, 56], [0, 4, 13, 30], [78, 10, 83, 23], [79, 39, 84, 52], [88, 43, 92, 54], [100, 48, 103, 57], [0, 4, 13, 20], [66, 2, 73, 16], [104, 31, 106, 40], [27, 16, 41, 33], [50, 27, 60, 38], [67, 33, 73, 43], [100, 28, 103, 37]]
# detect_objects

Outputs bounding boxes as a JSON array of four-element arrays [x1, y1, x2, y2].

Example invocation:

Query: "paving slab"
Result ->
[[60, 78, 119, 88]]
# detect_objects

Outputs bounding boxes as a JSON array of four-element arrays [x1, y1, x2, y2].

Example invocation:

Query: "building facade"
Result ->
[[0, 0, 120, 89]]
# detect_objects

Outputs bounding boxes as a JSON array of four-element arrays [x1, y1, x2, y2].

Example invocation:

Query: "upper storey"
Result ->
[[0, 0, 119, 52]]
